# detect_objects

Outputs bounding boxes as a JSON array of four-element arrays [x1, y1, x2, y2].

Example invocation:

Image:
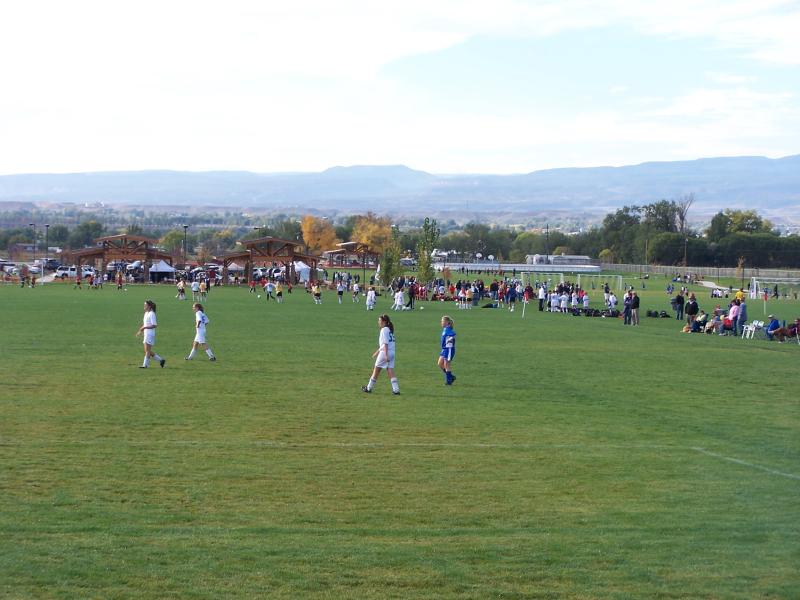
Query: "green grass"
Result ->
[[1, 281, 799, 599]]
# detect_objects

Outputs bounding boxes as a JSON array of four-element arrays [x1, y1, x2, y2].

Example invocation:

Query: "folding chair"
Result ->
[[742, 320, 763, 340]]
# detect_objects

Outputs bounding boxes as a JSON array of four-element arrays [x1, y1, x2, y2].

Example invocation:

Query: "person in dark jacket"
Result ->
[[674, 292, 685, 320], [685, 293, 699, 326]]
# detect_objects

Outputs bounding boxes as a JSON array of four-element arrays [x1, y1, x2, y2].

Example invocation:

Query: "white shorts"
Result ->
[[143, 332, 156, 346], [374, 351, 395, 369], [194, 330, 206, 344]]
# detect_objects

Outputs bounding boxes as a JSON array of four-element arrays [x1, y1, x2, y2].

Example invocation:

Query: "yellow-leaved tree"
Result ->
[[301, 216, 340, 253], [350, 213, 393, 253]]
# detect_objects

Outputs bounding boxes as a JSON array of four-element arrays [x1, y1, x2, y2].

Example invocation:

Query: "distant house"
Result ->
[[526, 253, 593, 266]]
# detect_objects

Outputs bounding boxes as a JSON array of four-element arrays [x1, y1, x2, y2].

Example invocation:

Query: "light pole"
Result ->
[[44, 224, 49, 278], [29, 223, 36, 268], [182, 225, 188, 270]]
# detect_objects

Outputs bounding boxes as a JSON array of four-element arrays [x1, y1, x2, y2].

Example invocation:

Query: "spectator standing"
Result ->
[[674, 292, 685, 320], [685, 294, 699, 326]]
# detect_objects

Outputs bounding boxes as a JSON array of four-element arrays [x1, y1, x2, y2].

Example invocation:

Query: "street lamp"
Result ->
[[44, 224, 49, 275], [182, 225, 189, 270], [29, 223, 36, 267]]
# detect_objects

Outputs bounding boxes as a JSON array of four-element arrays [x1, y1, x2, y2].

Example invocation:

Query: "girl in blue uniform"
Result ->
[[438, 315, 456, 385]]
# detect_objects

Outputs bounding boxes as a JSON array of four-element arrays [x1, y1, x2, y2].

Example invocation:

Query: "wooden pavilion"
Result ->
[[323, 241, 379, 281], [62, 234, 174, 281], [324, 242, 378, 266], [218, 236, 321, 284]]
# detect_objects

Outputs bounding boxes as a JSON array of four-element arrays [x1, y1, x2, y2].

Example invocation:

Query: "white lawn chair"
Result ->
[[742, 320, 762, 340]]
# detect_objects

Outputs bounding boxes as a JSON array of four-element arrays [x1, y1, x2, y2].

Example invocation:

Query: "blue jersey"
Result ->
[[441, 326, 456, 350]]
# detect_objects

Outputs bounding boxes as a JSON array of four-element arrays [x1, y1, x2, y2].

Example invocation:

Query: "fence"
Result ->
[[599, 263, 800, 280]]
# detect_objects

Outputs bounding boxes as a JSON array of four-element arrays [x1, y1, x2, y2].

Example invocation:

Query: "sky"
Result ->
[[1, 0, 799, 175]]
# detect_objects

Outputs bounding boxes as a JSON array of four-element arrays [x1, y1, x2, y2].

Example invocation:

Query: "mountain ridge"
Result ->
[[1, 156, 798, 221]]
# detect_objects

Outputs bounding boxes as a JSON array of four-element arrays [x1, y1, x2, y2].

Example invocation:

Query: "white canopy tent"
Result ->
[[149, 259, 176, 282], [149, 260, 176, 273]]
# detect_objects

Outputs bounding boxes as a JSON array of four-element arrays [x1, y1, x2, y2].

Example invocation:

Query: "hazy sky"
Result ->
[[2, 0, 799, 175]]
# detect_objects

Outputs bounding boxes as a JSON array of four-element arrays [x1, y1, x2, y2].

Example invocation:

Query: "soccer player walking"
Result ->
[[136, 299, 165, 368], [362, 314, 400, 395], [185, 303, 216, 361], [438, 315, 456, 385]]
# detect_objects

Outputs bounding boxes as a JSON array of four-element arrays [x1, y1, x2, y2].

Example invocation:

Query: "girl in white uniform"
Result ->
[[366, 287, 376, 311], [362, 314, 400, 395], [392, 289, 405, 311], [136, 300, 165, 368], [185, 303, 216, 361]]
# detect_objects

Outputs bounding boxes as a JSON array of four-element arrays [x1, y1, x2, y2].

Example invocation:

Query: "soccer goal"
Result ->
[[577, 274, 623, 291], [750, 277, 800, 301]]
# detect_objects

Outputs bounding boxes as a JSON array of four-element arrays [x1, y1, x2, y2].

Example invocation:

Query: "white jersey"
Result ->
[[353, 283, 360, 294], [143, 310, 157, 344], [375, 326, 396, 368], [191, 281, 200, 292], [394, 290, 404, 305], [194, 310, 209, 343]]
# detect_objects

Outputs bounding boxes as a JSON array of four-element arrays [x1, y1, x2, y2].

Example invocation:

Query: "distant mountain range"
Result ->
[[1, 155, 799, 223]]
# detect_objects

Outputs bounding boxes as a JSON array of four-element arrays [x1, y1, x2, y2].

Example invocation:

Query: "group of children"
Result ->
[[361, 314, 456, 395], [136, 300, 216, 368], [139, 284, 457, 394]]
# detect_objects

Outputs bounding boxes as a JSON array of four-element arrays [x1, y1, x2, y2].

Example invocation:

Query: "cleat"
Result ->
[[160, 359, 166, 368], [361, 386, 371, 393], [184, 356, 191, 360], [449, 375, 456, 383], [392, 390, 400, 395], [209, 357, 216, 361], [139, 366, 147, 369]]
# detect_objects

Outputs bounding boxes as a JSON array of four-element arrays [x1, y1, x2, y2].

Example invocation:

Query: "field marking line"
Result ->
[[2, 437, 798, 480], [691, 447, 800, 481]]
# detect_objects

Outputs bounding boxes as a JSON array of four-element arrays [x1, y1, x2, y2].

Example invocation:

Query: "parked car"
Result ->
[[54, 265, 95, 279]]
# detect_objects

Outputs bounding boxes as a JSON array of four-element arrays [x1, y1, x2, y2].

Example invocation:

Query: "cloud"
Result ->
[[0, 1, 798, 174]]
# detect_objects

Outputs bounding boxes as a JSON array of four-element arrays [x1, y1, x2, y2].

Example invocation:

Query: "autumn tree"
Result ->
[[300, 215, 340, 253], [415, 217, 440, 284], [160, 230, 186, 255], [378, 228, 403, 291], [351, 212, 393, 254]]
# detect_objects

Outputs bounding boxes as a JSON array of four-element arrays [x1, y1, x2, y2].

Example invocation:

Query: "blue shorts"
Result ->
[[439, 348, 455, 361]]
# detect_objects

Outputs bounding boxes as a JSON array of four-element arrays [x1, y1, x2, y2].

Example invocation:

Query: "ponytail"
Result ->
[[379, 314, 394, 333]]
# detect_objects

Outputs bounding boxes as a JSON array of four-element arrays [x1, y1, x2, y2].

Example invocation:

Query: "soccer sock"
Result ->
[[205, 348, 214, 358], [143, 356, 150, 367], [446, 370, 453, 382], [366, 377, 376, 391], [187, 348, 197, 359], [390, 378, 399, 393], [442, 368, 449, 382], [153, 353, 163, 362]]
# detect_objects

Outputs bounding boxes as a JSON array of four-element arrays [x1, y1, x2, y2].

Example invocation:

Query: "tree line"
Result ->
[[2, 202, 798, 269]]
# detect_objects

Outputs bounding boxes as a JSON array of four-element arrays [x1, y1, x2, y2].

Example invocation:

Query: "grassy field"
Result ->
[[1, 279, 799, 599]]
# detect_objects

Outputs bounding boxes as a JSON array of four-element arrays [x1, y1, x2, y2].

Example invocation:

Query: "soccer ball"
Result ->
[[257, 295, 261, 298], [420, 306, 424, 310]]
